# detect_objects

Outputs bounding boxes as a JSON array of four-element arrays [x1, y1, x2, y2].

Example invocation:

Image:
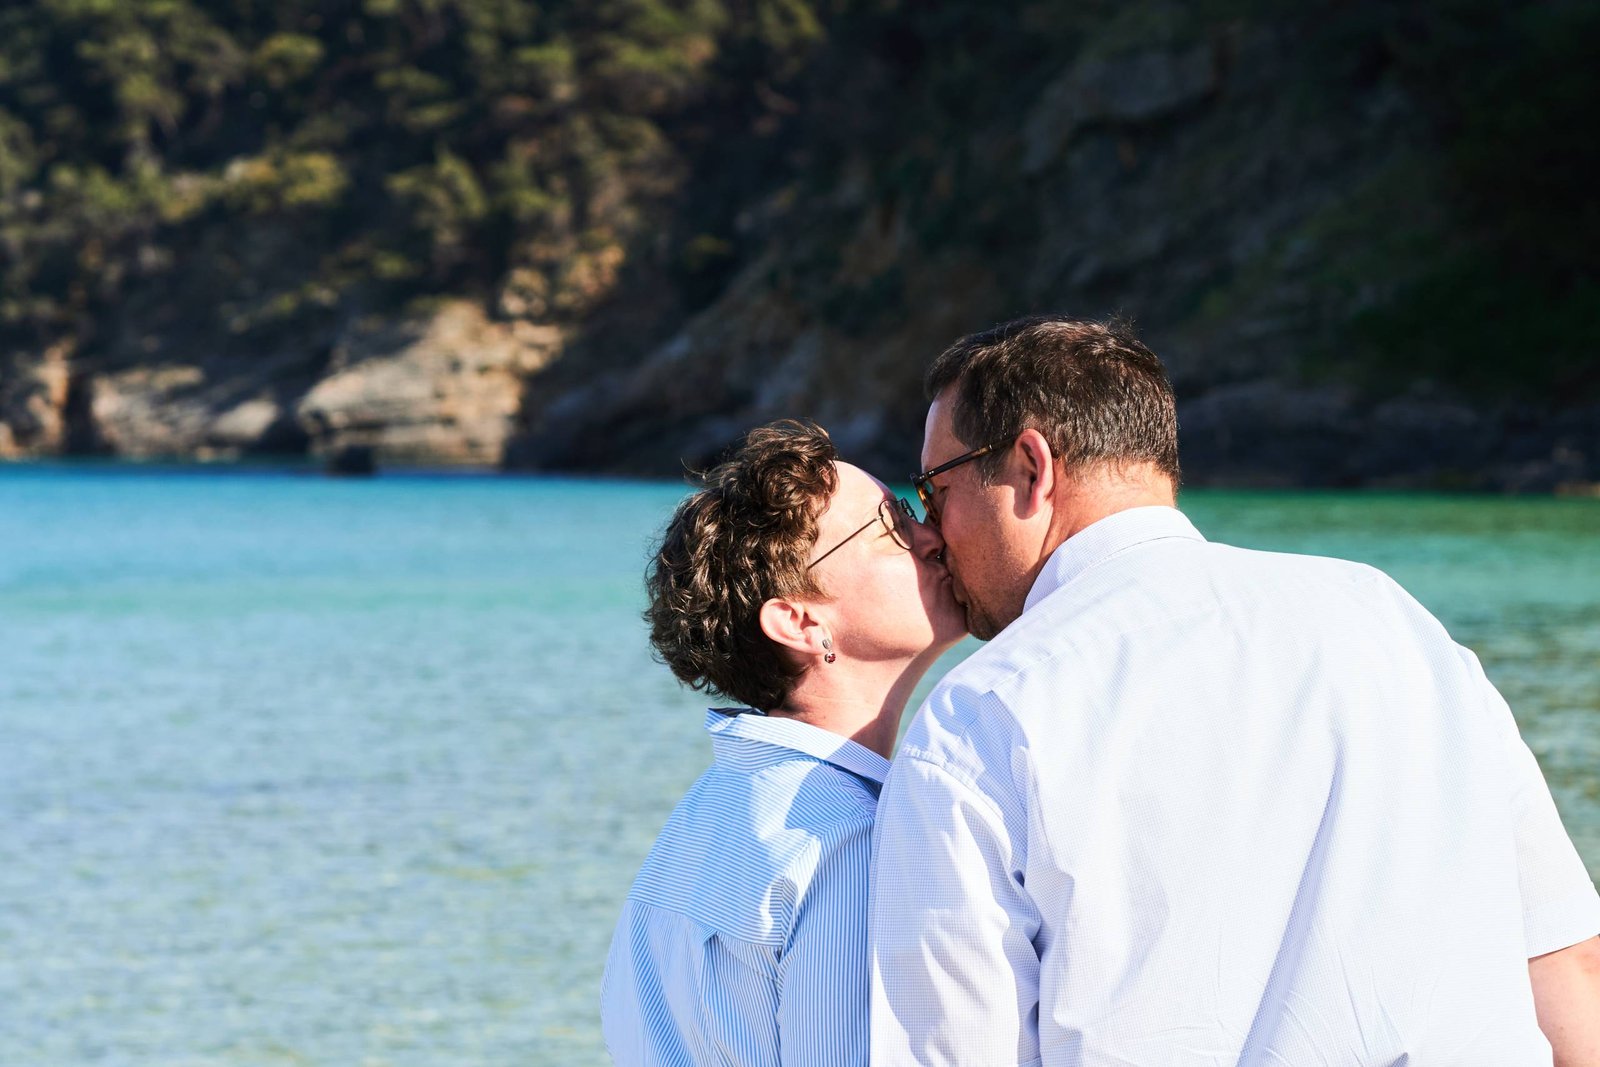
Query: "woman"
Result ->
[[600, 420, 966, 1065]]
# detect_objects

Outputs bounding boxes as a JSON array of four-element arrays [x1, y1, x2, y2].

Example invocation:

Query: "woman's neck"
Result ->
[[768, 651, 940, 759]]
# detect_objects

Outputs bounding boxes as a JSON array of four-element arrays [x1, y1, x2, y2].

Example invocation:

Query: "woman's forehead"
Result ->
[[812, 463, 883, 537], [831, 462, 891, 507]]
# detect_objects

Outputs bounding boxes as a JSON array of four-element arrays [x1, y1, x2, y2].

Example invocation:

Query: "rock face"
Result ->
[[0, 300, 561, 466], [510, 240, 1004, 478], [3, 341, 323, 461], [1176, 383, 1600, 492], [0, 343, 71, 458], [87, 367, 314, 460], [297, 303, 561, 465], [1020, 42, 1219, 175]]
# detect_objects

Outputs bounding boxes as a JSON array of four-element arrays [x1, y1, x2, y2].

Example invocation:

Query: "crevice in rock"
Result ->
[[62, 371, 107, 456]]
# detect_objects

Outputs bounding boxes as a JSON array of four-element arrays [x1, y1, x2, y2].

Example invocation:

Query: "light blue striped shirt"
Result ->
[[601, 708, 886, 1066]]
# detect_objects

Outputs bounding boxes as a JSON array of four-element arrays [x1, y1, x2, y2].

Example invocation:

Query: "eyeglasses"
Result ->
[[807, 497, 917, 570], [911, 438, 1010, 524]]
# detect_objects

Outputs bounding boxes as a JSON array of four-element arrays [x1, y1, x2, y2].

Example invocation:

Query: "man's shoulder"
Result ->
[[925, 552, 1175, 709], [1107, 531, 1402, 596], [899, 631, 1070, 795], [917, 541, 1427, 720], [1031, 533, 1420, 636], [1198, 539, 1446, 637], [1204, 538, 1395, 585]]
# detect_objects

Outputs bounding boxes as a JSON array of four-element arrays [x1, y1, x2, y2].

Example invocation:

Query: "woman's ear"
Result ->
[[1013, 428, 1057, 518], [759, 596, 830, 660]]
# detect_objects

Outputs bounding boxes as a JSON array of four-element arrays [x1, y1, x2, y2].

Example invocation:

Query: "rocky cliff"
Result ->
[[509, 6, 1600, 491], [2, 2, 1594, 490]]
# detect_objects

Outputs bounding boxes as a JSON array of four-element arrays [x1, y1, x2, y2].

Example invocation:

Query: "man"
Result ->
[[869, 316, 1600, 1065]]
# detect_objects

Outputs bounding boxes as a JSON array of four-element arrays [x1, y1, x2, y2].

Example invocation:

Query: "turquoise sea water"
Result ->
[[2, 465, 1596, 1066]]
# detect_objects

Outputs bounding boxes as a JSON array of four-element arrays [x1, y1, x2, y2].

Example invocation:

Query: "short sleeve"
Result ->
[[1463, 646, 1600, 956]]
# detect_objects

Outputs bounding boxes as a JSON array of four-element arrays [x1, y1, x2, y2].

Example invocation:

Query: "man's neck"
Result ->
[[1043, 464, 1177, 561]]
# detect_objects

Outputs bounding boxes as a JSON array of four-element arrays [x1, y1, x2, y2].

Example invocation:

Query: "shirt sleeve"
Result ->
[[1462, 646, 1600, 956], [776, 817, 873, 1066], [869, 754, 1042, 1067]]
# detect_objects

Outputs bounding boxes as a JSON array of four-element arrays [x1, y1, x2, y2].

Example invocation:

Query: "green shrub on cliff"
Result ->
[[0, 0, 822, 349]]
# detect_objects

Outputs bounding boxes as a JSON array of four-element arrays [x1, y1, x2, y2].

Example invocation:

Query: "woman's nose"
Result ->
[[913, 516, 946, 561]]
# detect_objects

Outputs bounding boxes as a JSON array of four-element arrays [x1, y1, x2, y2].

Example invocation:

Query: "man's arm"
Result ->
[[1453, 645, 1600, 951], [1531, 935, 1600, 1067], [1459, 646, 1600, 1061], [869, 755, 1042, 1067]]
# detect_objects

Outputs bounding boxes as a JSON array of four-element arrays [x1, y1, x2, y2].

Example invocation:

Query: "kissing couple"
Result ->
[[601, 315, 1600, 1066]]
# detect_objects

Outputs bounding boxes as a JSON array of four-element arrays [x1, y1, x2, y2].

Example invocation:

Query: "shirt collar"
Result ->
[[1023, 505, 1205, 613], [703, 708, 890, 785]]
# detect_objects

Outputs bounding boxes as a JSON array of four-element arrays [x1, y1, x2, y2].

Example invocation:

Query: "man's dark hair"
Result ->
[[645, 420, 837, 712], [926, 315, 1180, 484]]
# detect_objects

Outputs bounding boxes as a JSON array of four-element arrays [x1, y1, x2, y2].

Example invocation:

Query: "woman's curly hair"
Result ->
[[645, 420, 838, 711]]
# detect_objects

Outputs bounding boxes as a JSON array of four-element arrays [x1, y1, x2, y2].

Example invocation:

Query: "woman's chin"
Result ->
[[906, 613, 964, 657], [932, 608, 969, 647], [935, 584, 968, 641]]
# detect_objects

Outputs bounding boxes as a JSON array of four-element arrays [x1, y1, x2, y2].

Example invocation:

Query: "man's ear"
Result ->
[[1013, 428, 1057, 518], [758, 596, 829, 660]]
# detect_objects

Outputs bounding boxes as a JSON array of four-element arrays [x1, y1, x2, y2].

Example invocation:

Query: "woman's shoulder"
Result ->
[[629, 755, 874, 945]]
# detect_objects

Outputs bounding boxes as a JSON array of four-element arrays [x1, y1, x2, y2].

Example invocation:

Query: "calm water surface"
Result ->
[[1, 467, 1596, 1066]]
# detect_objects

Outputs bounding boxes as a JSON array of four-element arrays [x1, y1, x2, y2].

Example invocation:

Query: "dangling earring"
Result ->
[[822, 637, 836, 664]]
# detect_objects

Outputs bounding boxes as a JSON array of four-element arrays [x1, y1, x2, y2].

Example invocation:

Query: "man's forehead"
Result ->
[[921, 394, 961, 465]]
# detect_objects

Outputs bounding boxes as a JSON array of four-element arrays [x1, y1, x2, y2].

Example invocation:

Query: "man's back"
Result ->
[[871, 507, 1600, 1065]]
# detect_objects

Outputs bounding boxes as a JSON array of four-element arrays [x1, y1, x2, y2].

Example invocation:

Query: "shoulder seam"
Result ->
[[891, 744, 1011, 825]]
